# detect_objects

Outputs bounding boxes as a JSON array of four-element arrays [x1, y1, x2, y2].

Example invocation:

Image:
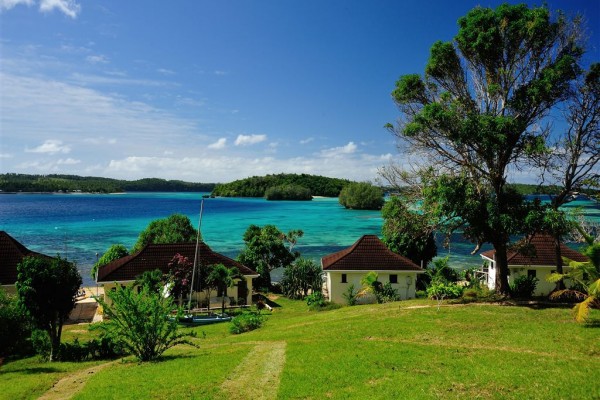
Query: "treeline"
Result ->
[[0, 174, 216, 193], [211, 173, 353, 198]]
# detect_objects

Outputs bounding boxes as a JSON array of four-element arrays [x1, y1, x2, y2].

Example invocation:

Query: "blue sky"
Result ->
[[1, 0, 598, 183]]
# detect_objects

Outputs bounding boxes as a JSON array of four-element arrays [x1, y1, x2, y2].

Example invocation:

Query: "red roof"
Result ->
[[97, 242, 257, 282], [480, 234, 588, 266], [321, 235, 423, 272], [0, 231, 49, 285]]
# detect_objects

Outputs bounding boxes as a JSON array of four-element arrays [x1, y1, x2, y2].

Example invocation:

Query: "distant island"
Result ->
[[0, 173, 216, 193], [211, 173, 353, 199]]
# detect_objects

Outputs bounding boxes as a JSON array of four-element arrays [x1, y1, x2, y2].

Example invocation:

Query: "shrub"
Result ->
[[510, 275, 539, 298], [0, 289, 32, 358], [342, 284, 359, 306], [229, 312, 265, 334], [427, 282, 464, 300], [308, 301, 342, 312], [462, 288, 479, 300], [376, 282, 400, 303], [415, 290, 427, 299], [31, 329, 51, 361], [306, 291, 326, 307]]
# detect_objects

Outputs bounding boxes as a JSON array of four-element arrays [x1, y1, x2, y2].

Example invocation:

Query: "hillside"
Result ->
[[211, 173, 353, 198], [0, 174, 216, 193]]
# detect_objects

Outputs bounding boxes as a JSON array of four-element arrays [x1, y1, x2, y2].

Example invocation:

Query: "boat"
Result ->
[[176, 313, 232, 326]]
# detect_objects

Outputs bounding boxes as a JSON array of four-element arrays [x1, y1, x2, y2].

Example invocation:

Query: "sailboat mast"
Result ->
[[188, 199, 204, 311]]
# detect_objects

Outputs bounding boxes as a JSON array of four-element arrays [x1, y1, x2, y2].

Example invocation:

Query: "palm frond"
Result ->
[[573, 296, 595, 323]]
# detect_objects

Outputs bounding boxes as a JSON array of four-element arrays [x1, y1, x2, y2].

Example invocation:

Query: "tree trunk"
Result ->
[[493, 241, 511, 296], [554, 235, 566, 291]]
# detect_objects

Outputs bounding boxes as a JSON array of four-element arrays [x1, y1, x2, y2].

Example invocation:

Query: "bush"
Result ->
[[265, 184, 312, 200], [308, 301, 342, 312], [338, 182, 384, 210], [229, 312, 265, 334], [342, 284, 359, 306], [376, 282, 400, 303], [31, 329, 51, 361], [510, 275, 539, 298], [0, 289, 32, 358], [427, 282, 464, 300], [306, 292, 326, 307]]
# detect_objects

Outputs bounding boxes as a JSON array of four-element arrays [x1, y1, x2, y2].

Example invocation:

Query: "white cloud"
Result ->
[[214, 70, 228, 76], [300, 137, 314, 145], [56, 157, 80, 165], [320, 141, 357, 157], [25, 140, 71, 154], [208, 138, 227, 150], [86, 55, 109, 64], [0, 0, 33, 11], [70, 73, 177, 87], [157, 68, 175, 75], [234, 134, 267, 146], [0, 153, 13, 158], [39, 0, 80, 18]]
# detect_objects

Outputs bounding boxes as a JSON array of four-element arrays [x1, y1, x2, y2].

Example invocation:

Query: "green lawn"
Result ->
[[1, 299, 599, 400]]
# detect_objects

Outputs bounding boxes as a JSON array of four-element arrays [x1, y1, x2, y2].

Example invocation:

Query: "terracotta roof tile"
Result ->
[[480, 234, 588, 266], [0, 231, 49, 285], [321, 235, 423, 271], [97, 242, 257, 282]]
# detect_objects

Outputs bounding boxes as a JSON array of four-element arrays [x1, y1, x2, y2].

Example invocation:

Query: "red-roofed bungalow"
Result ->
[[96, 242, 259, 307], [0, 231, 54, 294], [321, 235, 424, 303], [480, 233, 589, 296]]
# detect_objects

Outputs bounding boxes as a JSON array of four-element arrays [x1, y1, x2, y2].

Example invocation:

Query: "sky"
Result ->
[[0, 0, 598, 183]]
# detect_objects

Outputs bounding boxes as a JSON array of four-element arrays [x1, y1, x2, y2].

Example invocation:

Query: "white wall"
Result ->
[[326, 271, 418, 304]]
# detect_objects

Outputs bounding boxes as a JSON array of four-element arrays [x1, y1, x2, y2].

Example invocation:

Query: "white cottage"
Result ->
[[480, 234, 588, 296], [321, 235, 424, 303]]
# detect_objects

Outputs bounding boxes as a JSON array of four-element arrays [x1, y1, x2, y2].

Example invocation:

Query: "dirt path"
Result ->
[[220, 341, 287, 400], [38, 361, 115, 400]]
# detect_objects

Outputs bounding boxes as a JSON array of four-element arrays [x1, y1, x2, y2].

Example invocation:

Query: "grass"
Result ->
[[1, 298, 599, 399]]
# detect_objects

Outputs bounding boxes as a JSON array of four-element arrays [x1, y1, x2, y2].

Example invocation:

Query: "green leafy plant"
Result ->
[[229, 311, 265, 334], [510, 275, 539, 299], [306, 291, 326, 307], [281, 258, 323, 300], [342, 284, 359, 306], [338, 182, 384, 210], [96, 284, 195, 362]]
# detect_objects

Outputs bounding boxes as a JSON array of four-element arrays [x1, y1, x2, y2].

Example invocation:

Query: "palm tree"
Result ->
[[206, 264, 240, 315], [549, 232, 600, 323]]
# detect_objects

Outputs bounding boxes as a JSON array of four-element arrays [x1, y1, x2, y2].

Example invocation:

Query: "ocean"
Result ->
[[1, 192, 598, 286]]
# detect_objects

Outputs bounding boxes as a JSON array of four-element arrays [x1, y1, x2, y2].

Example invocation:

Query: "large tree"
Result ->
[[91, 243, 129, 279], [132, 213, 198, 253], [16, 255, 82, 361], [386, 3, 583, 295], [237, 225, 302, 289], [206, 264, 239, 315]]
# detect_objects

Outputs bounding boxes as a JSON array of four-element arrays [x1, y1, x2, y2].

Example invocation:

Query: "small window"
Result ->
[[527, 270, 536, 279], [341, 274, 347, 283], [389, 274, 398, 284]]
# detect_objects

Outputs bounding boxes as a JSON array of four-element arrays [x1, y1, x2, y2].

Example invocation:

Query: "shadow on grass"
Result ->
[[582, 319, 600, 328], [253, 293, 281, 308], [0, 366, 61, 375]]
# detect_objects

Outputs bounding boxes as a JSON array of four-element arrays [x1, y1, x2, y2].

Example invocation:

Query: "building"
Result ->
[[96, 242, 259, 307], [480, 234, 589, 296], [321, 235, 424, 303]]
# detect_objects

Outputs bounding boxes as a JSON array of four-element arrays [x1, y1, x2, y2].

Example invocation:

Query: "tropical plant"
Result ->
[[206, 264, 240, 315], [385, 3, 585, 295], [549, 235, 600, 322], [0, 289, 32, 357], [338, 182, 384, 210], [168, 253, 193, 303], [510, 275, 539, 299], [131, 213, 198, 253], [95, 284, 194, 362], [134, 269, 165, 294], [377, 282, 401, 303], [280, 258, 323, 299], [229, 311, 265, 334], [264, 184, 312, 200], [342, 284, 359, 306], [16, 255, 82, 362], [237, 224, 303, 289], [305, 291, 326, 307], [91, 243, 129, 279]]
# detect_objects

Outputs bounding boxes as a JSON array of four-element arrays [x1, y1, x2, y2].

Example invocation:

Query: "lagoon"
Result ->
[[1, 192, 598, 286]]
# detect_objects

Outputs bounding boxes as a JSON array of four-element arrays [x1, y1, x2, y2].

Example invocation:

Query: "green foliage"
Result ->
[[30, 329, 51, 361], [132, 213, 198, 253], [382, 197, 437, 266], [281, 258, 323, 300], [212, 173, 351, 198], [342, 284, 359, 306], [237, 225, 303, 289], [134, 269, 165, 294], [16, 255, 82, 362], [168, 254, 193, 300], [376, 282, 401, 303], [92, 244, 129, 279], [96, 284, 195, 362], [305, 291, 326, 307], [0, 173, 215, 193], [426, 282, 464, 300], [510, 275, 539, 298], [264, 184, 312, 200], [338, 182, 384, 210], [56, 334, 126, 362], [0, 289, 32, 357], [229, 311, 265, 334]]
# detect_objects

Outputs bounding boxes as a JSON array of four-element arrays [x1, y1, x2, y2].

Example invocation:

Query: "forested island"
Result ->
[[0, 174, 216, 193], [211, 173, 353, 199]]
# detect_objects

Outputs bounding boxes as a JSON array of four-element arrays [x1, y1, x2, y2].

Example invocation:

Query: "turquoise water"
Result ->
[[1, 192, 598, 286]]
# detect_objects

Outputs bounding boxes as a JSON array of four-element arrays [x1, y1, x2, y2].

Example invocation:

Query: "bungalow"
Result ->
[[0, 231, 53, 294], [480, 234, 589, 296], [321, 235, 424, 303], [96, 242, 259, 307]]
